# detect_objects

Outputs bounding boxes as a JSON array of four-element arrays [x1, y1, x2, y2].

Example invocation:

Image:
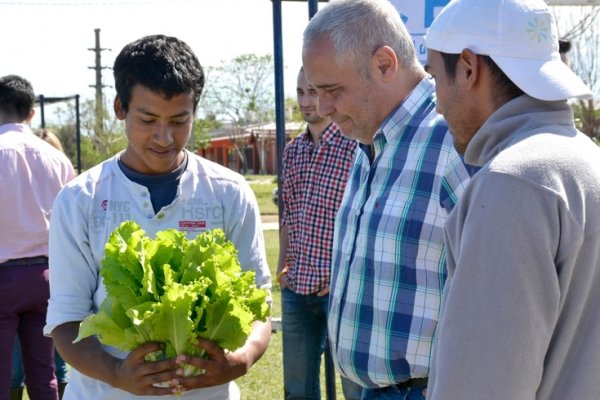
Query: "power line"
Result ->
[[0, 0, 196, 6]]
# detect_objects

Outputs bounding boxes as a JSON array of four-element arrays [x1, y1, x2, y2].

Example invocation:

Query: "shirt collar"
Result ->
[[0, 123, 31, 135], [300, 122, 337, 146], [379, 77, 435, 145]]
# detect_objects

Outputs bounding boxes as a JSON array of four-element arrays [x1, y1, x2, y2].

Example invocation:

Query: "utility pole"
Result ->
[[88, 28, 110, 137]]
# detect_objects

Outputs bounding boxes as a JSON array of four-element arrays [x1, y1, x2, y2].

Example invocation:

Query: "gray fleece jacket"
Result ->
[[428, 95, 600, 399]]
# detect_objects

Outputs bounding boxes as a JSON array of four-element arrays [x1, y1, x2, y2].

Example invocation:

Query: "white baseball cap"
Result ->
[[425, 0, 593, 101]]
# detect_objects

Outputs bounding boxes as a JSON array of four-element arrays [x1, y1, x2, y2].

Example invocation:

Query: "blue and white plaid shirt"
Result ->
[[328, 78, 471, 388]]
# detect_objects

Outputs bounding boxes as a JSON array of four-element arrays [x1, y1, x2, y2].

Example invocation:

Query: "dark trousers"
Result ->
[[0, 264, 58, 400]]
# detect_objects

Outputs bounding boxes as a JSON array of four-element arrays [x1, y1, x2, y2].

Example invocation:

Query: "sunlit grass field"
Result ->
[[246, 174, 278, 217]]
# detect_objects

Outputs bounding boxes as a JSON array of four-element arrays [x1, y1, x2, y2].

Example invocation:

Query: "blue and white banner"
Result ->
[[389, 0, 451, 64]]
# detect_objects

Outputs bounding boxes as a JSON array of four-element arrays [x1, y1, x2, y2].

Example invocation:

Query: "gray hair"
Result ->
[[303, 0, 420, 78]]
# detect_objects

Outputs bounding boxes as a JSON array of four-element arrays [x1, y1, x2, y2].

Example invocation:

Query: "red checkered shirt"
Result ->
[[281, 123, 357, 294]]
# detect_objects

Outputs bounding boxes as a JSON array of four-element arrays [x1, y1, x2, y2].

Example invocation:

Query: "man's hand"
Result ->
[[52, 323, 181, 396], [277, 266, 289, 289], [174, 338, 248, 390], [111, 342, 182, 396], [174, 320, 271, 391], [317, 285, 330, 297]]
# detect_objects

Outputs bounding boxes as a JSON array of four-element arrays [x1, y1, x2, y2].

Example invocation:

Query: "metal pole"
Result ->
[[308, 0, 318, 17], [39, 95, 46, 128], [75, 95, 82, 174], [272, 0, 286, 221]]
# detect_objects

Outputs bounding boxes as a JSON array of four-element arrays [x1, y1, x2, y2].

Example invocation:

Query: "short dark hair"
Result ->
[[0, 75, 35, 122], [439, 52, 524, 104], [113, 34, 205, 113], [558, 39, 571, 54]]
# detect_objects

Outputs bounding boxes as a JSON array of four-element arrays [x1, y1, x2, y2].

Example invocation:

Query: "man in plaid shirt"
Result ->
[[277, 68, 360, 400], [302, 1, 473, 399]]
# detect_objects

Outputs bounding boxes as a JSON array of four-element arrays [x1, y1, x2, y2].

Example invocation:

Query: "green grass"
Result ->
[[246, 175, 278, 216], [237, 229, 284, 398], [236, 229, 346, 399], [263, 230, 281, 318], [238, 333, 346, 399]]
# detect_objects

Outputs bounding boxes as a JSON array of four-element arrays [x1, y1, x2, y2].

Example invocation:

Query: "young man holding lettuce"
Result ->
[[44, 34, 272, 400]]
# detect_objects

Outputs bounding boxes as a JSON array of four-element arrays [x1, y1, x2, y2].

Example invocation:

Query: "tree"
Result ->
[[285, 96, 304, 123], [201, 54, 275, 124], [553, 6, 600, 140], [200, 54, 275, 173], [191, 116, 221, 152], [50, 98, 126, 172]]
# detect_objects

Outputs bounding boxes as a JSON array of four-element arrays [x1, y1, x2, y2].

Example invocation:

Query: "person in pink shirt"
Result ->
[[0, 74, 75, 400]]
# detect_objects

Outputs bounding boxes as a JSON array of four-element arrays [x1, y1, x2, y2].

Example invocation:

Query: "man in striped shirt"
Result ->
[[277, 68, 360, 399], [302, 0, 472, 398]]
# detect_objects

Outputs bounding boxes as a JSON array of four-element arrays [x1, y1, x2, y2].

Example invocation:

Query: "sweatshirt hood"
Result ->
[[464, 95, 576, 167]]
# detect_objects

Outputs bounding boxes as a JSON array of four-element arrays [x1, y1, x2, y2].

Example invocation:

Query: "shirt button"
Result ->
[[157, 213, 165, 219], [143, 202, 149, 208], [141, 192, 147, 197]]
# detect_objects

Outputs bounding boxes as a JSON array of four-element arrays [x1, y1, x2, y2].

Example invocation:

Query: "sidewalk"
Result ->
[[262, 214, 279, 231], [261, 213, 281, 332]]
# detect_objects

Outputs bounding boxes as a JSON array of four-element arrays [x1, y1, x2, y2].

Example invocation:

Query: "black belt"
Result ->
[[394, 377, 428, 391], [0, 256, 48, 267]]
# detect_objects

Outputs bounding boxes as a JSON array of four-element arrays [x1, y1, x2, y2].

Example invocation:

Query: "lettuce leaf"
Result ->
[[75, 221, 270, 373]]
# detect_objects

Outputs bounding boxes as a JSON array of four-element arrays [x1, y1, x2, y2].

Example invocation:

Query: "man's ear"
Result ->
[[26, 108, 35, 124], [371, 45, 398, 82], [458, 49, 480, 90], [114, 96, 126, 120]]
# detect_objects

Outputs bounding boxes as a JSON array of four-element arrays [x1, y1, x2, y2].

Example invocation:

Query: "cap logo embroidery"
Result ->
[[527, 17, 550, 42]]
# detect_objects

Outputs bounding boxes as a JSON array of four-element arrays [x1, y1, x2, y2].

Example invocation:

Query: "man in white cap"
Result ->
[[424, 0, 600, 399]]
